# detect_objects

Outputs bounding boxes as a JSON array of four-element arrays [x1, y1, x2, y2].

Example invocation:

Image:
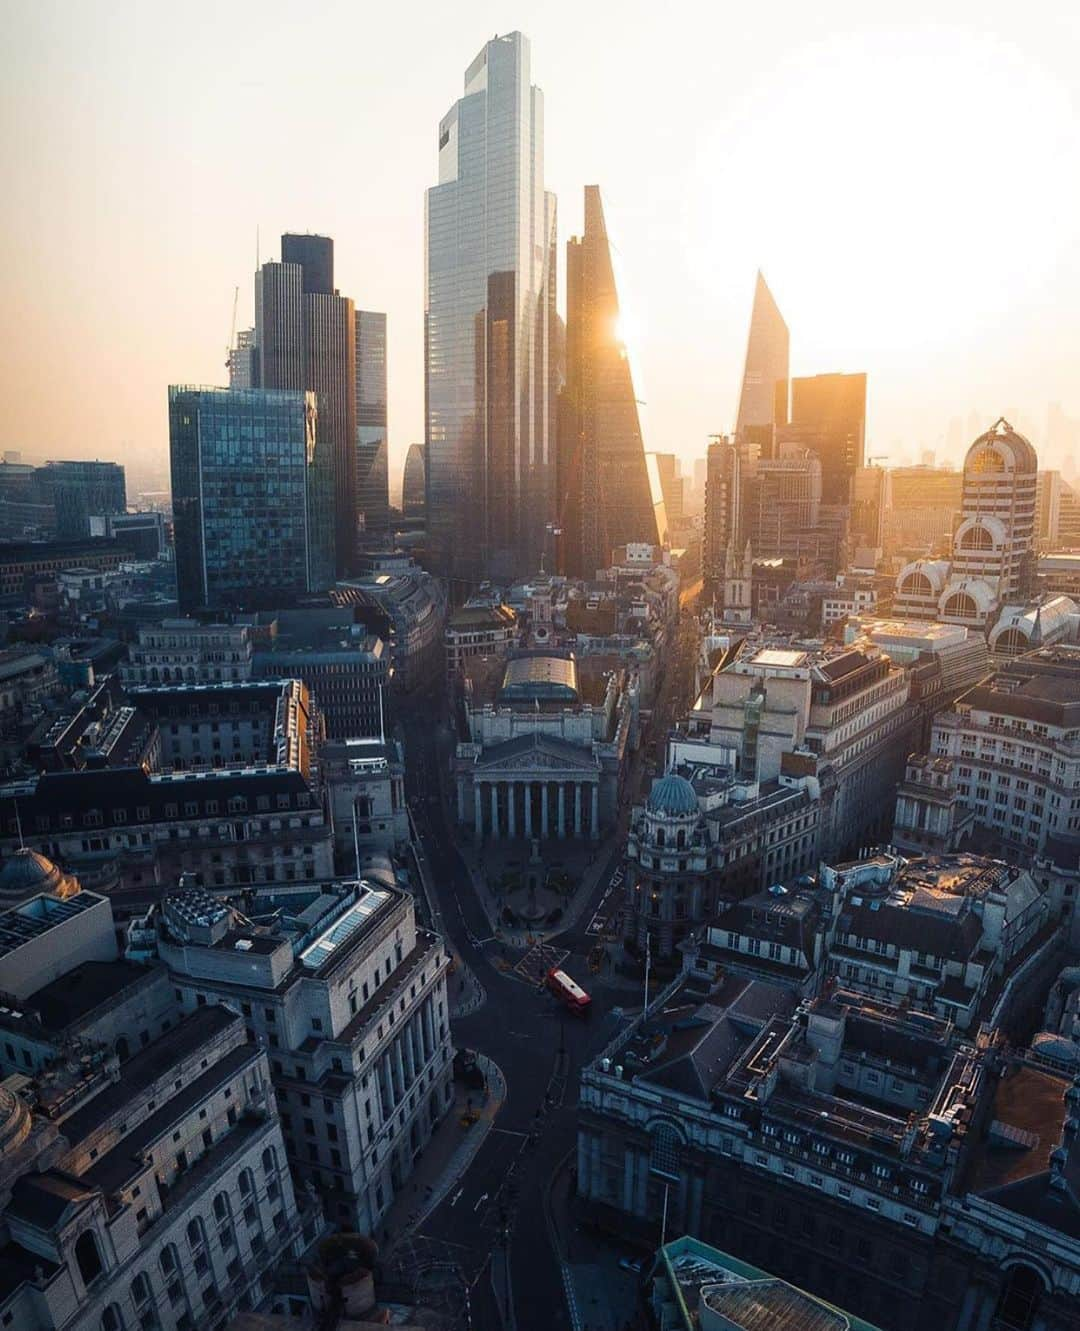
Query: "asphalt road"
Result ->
[[397, 615, 696, 1328]]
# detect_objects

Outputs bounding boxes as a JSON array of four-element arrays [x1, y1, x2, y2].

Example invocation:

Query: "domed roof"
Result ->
[[0, 848, 77, 909], [965, 417, 1038, 475], [647, 773, 699, 817]]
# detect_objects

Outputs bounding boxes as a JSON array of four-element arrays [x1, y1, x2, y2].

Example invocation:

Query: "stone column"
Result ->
[[574, 783, 582, 837], [507, 780, 517, 838], [541, 783, 549, 838], [378, 1055, 393, 1117], [403, 1027, 416, 1084], [420, 998, 433, 1061], [411, 1015, 425, 1073], [490, 783, 499, 840], [524, 782, 533, 837], [474, 784, 483, 840], [393, 1038, 407, 1100], [558, 784, 566, 838], [590, 783, 599, 839]]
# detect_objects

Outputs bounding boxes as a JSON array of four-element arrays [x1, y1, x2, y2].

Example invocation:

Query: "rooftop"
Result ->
[[26, 960, 160, 1030], [0, 891, 106, 959]]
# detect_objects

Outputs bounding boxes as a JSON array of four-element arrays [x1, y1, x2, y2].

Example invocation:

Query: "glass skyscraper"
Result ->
[[37, 461, 126, 538], [425, 31, 557, 583], [169, 386, 334, 612], [735, 271, 790, 447], [559, 185, 657, 576], [355, 309, 390, 550]]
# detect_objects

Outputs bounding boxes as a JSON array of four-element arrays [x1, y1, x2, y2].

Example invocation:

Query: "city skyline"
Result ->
[[4, 4, 1080, 490]]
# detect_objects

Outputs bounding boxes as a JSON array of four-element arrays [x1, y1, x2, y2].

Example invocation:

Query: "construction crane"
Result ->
[[224, 285, 239, 373]]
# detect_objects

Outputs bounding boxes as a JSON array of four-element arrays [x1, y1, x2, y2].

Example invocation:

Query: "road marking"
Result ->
[[449, 1187, 464, 1207], [473, 1191, 489, 1212]]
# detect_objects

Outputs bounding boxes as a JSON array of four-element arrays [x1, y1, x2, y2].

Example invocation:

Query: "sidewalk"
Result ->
[[381, 1053, 506, 1257], [546, 1152, 644, 1331]]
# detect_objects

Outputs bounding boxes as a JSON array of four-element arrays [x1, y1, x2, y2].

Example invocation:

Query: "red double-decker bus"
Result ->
[[547, 967, 591, 1015]]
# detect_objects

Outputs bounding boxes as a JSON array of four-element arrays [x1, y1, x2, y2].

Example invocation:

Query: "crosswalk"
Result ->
[[513, 941, 569, 986]]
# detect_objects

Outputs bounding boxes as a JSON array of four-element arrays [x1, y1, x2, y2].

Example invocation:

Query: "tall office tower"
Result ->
[[257, 241, 357, 575], [734, 270, 789, 455], [281, 231, 334, 294], [560, 185, 657, 575], [703, 437, 741, 586], [169, 386, 334, 612], [355, 310, 390, 550], [425, 31, 557, 583], [885, 463, 964, 553], [789, 371, 867, 505], [36, 461, 126, 538], [944, 418, 1038, 613], [749, 444, 822, 562], [227, 327, 258, 388], [402, 443, 427, 516], [255, 261, 304, 389]]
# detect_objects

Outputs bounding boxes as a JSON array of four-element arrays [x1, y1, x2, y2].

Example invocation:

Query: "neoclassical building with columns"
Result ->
[[453, 650, 637, 842]]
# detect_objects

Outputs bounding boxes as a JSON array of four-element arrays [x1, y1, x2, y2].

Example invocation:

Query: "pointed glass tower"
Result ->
[[735, 271, 790, 445], [560, 185, 657, 575]]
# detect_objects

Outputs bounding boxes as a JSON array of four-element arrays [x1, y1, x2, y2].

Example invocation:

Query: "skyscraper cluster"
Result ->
[[171, 234, 389, 612]]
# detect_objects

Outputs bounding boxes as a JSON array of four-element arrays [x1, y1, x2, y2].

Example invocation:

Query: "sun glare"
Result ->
[[686, 25, 1079, 369]]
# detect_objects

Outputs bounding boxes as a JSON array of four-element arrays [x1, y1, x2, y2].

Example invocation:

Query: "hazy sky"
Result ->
[[3, 0, 1079, 494]]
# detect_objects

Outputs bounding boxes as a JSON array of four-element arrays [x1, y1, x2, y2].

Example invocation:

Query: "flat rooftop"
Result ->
[[0, 891, 106, 959], [26, 960, 159, 1030]]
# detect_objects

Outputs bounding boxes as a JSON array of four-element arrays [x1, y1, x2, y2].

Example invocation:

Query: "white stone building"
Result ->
[[140, 877, 453, 1234], [122, 619, 255, 685]]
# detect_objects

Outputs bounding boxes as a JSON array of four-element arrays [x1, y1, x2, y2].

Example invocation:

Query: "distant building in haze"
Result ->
[[39, 461, 126, 539], [355, 309, 390, 550], [734, 270, 789, 453], [402, 443, 426, 517], [425, 31, 557, 583], [789, 371, 867, 505], [650, 453, 685, 530], [560, 185, 657, 576], [703, 437, 741, 588], [169, 386, 334, 612]]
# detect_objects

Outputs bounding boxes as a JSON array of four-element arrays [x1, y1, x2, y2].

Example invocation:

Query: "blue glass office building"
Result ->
[[169, 386, 334, 611]]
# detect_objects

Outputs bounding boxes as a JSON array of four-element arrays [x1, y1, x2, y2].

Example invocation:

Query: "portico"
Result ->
[[456, 733, 603, 842]]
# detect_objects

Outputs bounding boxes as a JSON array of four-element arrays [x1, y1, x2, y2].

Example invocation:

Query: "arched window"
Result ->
[[75, 1230, 103, 1286], [649, 1123, 681, 1180], [130, 1272, 152, 1307], [238, 1168, 254, 1197], [994, 628, 1029, 657], [656, 827, 665, 848], [158, 1244, 178, 1277], [944, 592, 978, 619], [959, 524, 994, 551], [186, 1217, 205, 1252], [261, 1146, 276, 1178], [676, 828, 686, 850], [101, 1306, 124, 1331], [969, 445, 1005, 474], [213, 1191, 231, 1223], [902, 572, 933, 598], [995, 1264, 1045, 1330]]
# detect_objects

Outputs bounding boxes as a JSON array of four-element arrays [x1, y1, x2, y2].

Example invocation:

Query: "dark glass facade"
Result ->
[[169, 386, 333, 612], [559, 185, 657, 576], [281, 233, 334, 295], [35, 461, 126, 538], [255, 262, 304, 391], [355, 310, 390, 550]]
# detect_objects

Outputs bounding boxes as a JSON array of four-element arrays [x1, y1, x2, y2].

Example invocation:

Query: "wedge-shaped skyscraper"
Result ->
[[425, 31, 558, 583], [735, 270, 789, 446], [559, 186, 657, 576]]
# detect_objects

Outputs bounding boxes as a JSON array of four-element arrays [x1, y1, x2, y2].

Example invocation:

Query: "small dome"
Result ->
[[965, 418, 1038, 475], [647, 773, 699, 818], [0, 849, 78, 910]]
